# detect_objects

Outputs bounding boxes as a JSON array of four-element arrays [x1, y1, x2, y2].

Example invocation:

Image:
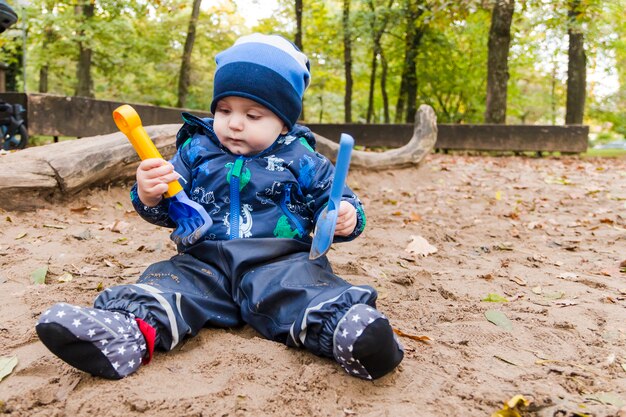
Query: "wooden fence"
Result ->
[[0, 92, 588, 152]]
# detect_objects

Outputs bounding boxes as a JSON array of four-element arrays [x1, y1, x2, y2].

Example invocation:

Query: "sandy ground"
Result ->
[[0, 153, 625, 417]]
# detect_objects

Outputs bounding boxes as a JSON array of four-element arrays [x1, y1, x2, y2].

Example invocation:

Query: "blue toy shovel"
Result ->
[[309, 134, 354, 260], [112, 104, 212, 246]]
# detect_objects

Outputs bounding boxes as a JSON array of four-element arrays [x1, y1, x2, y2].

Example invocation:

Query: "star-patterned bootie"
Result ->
[[36, 303, 148, 379], [333, 304, 404, 380]]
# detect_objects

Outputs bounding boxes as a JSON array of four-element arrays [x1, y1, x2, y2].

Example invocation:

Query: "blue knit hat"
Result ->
[[211, 33, 311, 129]]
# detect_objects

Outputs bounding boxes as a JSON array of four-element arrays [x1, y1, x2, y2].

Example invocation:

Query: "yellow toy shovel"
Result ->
[[113, 104, 212, 246]]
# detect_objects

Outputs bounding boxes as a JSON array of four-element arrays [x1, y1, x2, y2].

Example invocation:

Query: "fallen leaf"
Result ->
[[108, 220, 131, 234], [5, 216, 11, 222], [0, 356, 18, 382], [543, 291, 564, 300], [557, 272, 578, 280], [16, 232, 27, 240], [495, 190, 502, 201], [405, 235, 437, 257], [70, 205, 93, 213], [494, 242, 514, 251], [494, 355, 521, 366], [586, 392, 625, 408], [483, 293, 509, 303], [485, 310, 513, 331], [43, 224, 66, 229], [408, 212, 422, 222], [393, 328, 430, 343], [57, 272, 73, 283], [490, 394, 530, 417], [509, 276, 527, 286], [555, 299, 578, 307], [531, 286, 542, 295], [544, 176, 572, 185], [31, 266, 48, 285]]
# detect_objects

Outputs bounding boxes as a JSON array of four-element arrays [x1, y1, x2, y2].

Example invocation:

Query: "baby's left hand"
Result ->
[[334, 201, 357, 237]]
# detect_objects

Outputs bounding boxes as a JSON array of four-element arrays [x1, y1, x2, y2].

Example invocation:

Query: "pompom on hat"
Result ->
[[211, 33, 311, 129]]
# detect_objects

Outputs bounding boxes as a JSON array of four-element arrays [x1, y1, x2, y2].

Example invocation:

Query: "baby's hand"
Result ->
[[136, 158, 179, 207], [334, 201, 357, 237]]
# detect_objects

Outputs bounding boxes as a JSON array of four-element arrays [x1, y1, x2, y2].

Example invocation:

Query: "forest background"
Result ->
[[0, 0, 625, 145]]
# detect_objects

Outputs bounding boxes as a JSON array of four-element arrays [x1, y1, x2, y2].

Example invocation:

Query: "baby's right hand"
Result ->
[[136, 158, 179, 207]]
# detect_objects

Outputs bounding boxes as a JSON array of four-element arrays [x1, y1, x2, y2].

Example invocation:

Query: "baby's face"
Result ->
[[213, 96, 288, 156]]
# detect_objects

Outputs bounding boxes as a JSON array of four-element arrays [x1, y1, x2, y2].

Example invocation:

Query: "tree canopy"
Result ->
[[0, 0, 623, 136]]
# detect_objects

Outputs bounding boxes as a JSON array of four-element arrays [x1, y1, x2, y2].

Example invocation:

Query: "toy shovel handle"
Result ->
[[328, 134, 354, 210], [113, 104, 182, 198]]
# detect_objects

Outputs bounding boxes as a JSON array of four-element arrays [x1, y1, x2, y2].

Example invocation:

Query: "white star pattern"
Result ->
[[332, 304, 390, 380], [38, 303, 148, 379]]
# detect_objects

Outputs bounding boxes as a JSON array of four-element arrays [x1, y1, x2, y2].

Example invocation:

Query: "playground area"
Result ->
[[0, 151, 624, 416]]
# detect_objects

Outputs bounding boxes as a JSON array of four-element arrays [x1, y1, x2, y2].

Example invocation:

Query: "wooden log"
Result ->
[[314, 104, 437, 169], [0, 125, 179, 210], [0, 105, 436, 211]]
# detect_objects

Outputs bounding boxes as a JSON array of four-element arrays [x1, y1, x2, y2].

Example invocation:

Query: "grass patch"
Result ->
[[582, 148, 626, 158]]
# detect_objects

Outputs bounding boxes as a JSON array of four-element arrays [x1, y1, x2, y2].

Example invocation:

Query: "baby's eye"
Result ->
[[216, 107, 230, 114], [247, 113, 261, 120]]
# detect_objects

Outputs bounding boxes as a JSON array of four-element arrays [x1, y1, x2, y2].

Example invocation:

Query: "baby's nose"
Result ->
[[228, 114, 244, 130]]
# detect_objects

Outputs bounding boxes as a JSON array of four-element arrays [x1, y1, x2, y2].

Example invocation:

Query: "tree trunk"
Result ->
[[565, 0, 586, 125], [394, 0, 424, 124], [380, 50, 390, 123], [294, 0, 303, 51], [75, 0, 95, 98], [342, 0, 353, 123], [39, 66, 48, 93], [366, 0, 392, 124], [484, 0, 515, 124], [177, 0, 202, 108], [295, 0, 305, 121], [39, 6, 55, 94]]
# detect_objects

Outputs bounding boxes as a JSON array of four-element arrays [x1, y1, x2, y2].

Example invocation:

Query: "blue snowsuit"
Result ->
[[94, 114, 376, 359]]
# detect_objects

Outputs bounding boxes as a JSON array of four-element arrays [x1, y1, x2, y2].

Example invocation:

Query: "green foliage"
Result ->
[[0, 0, 622, 132]]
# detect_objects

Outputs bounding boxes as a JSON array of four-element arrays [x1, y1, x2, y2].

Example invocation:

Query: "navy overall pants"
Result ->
[[94, 238, 377, 359]]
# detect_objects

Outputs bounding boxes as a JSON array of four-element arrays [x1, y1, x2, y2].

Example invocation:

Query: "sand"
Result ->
[[0, 153, 625, 417]]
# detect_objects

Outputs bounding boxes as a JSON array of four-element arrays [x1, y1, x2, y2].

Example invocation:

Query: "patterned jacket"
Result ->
[[131, 113, 366, 243]]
